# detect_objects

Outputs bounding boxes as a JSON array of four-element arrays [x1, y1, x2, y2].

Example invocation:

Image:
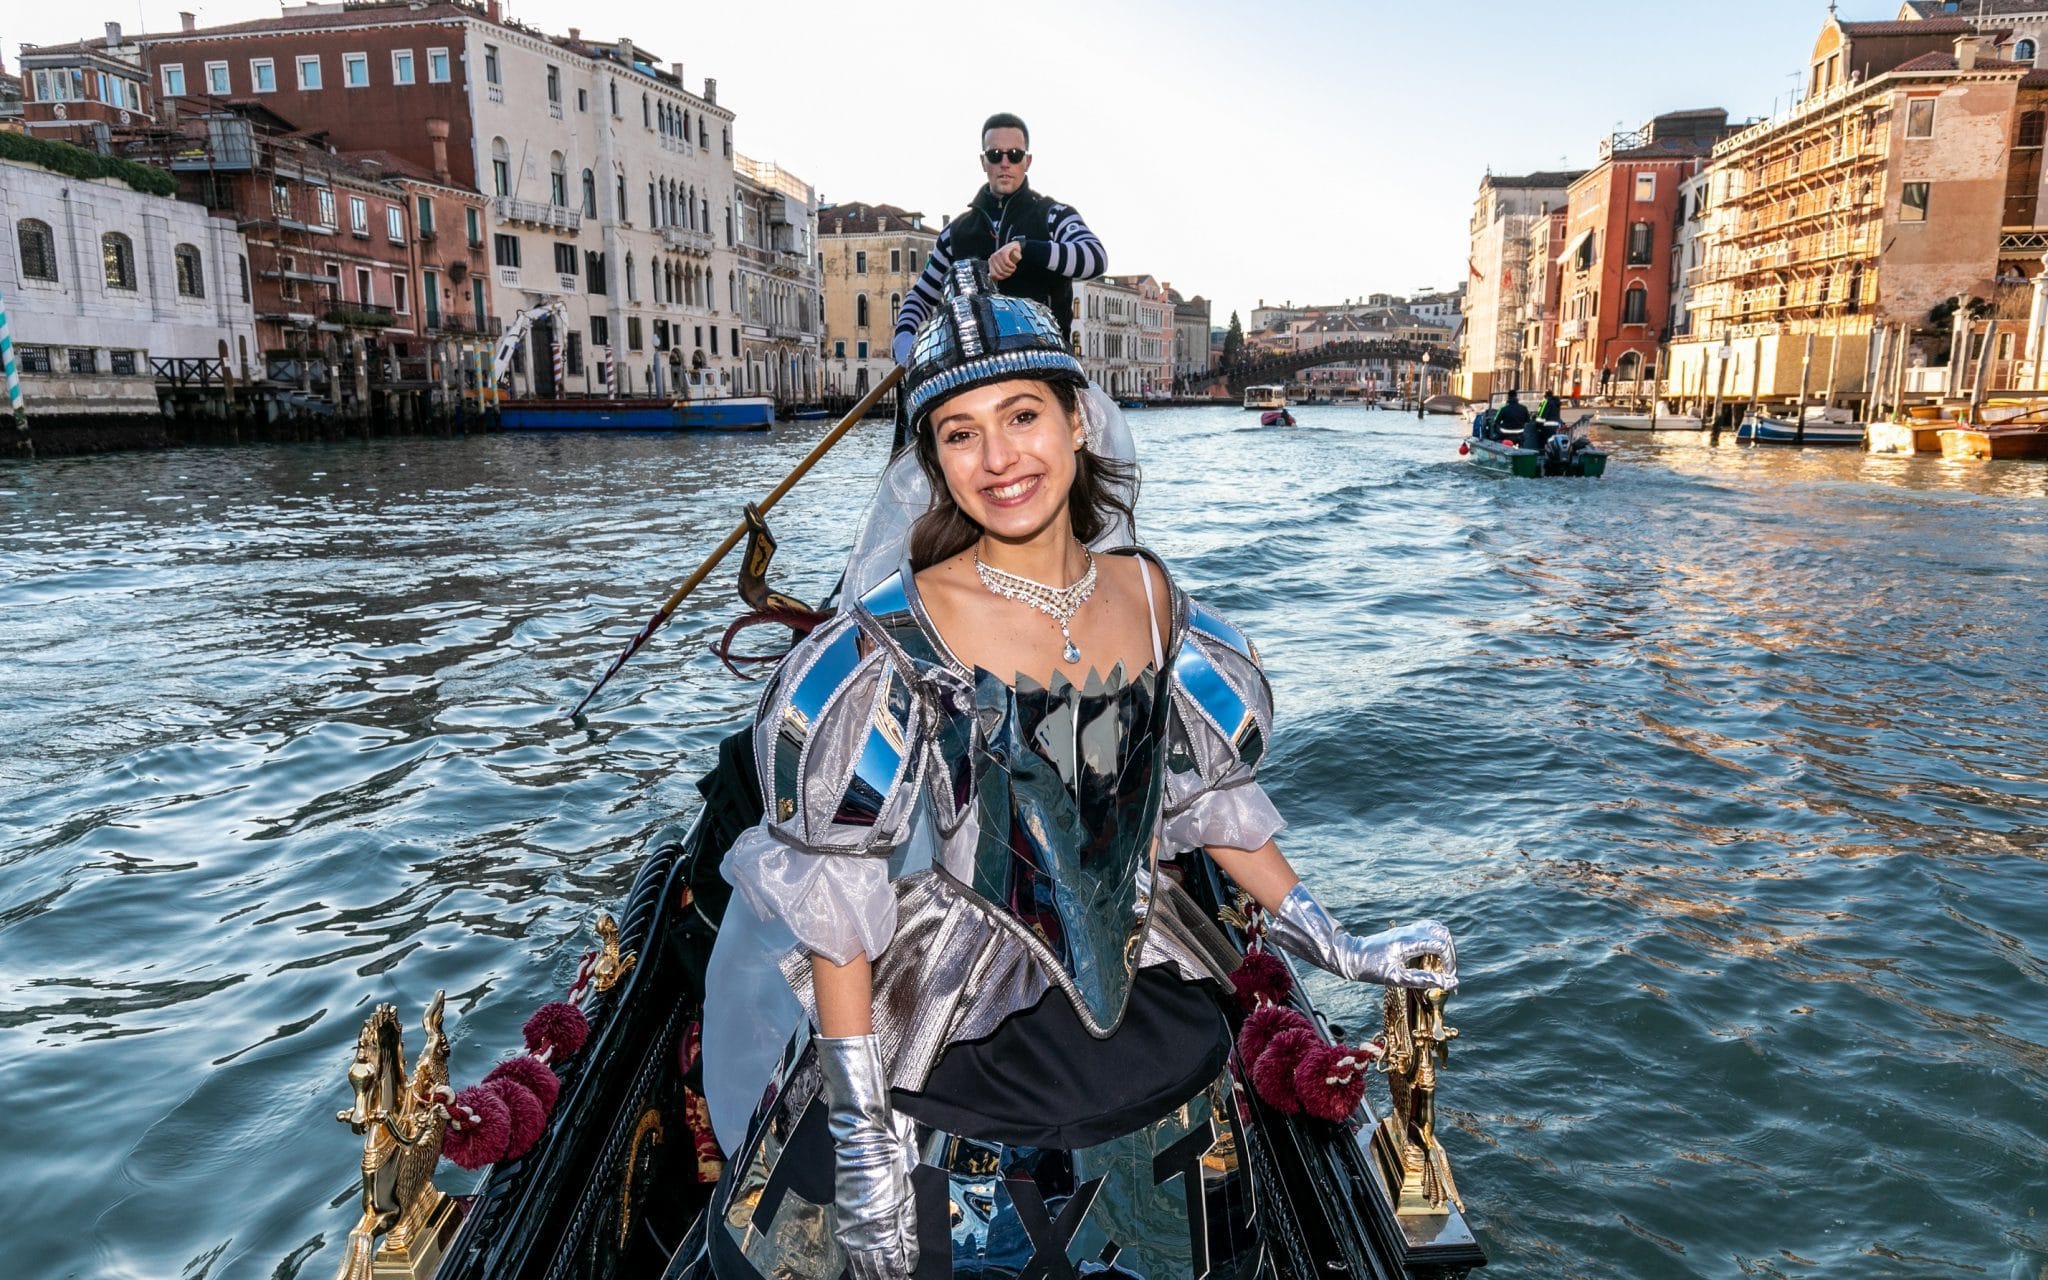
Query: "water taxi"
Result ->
[[1243, 384, 1288, 411]]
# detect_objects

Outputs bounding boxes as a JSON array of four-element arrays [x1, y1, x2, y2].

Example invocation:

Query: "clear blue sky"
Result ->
[[14, 0, 1852, 323]]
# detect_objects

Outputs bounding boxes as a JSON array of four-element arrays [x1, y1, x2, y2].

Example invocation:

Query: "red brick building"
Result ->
[[138, 5, 479, 190], [1555, 109, 1735, 397], [17, 24, 155, 150], [130, 102, 491, 394]]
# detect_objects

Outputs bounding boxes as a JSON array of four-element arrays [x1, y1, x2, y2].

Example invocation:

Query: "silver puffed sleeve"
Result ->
[[724, 615, 926, 966], [1162, 600, 1287, 854]]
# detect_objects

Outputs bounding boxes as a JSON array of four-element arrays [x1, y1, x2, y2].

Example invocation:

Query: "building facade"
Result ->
[[135, 0, 747, 396], [1101, 274, 1173, 396], [17, 24, 154, 151], [2, 151, 256, 413], [816, 201, 936, 396], [1668, 17, 2033, 405], [1170, 288, 1212, 388], [1454, 171, 1581, 400], [732, 155, 821, 403], [1552, 110, 1731, 399], [1075, 276, 1143, 395]]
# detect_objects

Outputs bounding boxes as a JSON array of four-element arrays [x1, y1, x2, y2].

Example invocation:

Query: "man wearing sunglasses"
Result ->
[[891, 112, 1106, 364]]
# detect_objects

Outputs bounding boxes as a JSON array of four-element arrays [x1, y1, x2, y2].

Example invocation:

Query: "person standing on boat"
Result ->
[[702, 261, 1458, 1279], [1494, 389, 1530, 441], [890, 113, 1107, 364]]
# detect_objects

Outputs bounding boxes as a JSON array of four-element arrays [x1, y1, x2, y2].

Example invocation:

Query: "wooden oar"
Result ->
[[569, 368, 905, 719]]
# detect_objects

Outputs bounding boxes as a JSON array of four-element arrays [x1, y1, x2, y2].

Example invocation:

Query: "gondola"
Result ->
[[324, 724, 1486, 1280]]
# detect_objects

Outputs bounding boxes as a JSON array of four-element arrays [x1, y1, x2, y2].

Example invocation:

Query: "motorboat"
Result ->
[[1261, 408, 1297, 427], [1937, 423, 2048, 459], [1243, 384, 1288, 411]]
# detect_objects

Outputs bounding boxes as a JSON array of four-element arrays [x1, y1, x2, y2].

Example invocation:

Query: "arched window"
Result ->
[[491, 137, 511, 197], [582, 169, 598, 217], [102, 233, 136, 290], [1625, 221, 1653, 266], [2019, 38, 2038, 63], [648, 181, 657, 225], [856, 293, 870, 328], [550, 152, 567, 207], [889, 292, 901, 321], [728, 271, 736, 312], [683, 110, 692, 144], [616, 174, 627, 220], [173, 243, 205, 297], [1622, 284, 1648, 325], [17, 218, 58, 281], [625, 252, 636, 301]]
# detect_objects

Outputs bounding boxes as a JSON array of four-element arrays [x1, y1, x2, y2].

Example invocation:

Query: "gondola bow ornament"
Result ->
[[1375, 957, 1466, 1215], [333, 992, 460, 1280]]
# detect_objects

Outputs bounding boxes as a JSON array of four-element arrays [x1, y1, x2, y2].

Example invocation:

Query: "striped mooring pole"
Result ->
[[604, 346, 617, 398], [0, 284, 26, 430]]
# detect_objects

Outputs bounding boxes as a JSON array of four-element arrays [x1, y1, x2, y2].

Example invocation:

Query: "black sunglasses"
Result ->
[[982, 147, 1028, 165]]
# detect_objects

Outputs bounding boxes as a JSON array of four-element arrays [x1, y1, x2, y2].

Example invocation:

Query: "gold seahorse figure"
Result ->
[[332, 991, 459, 1280]]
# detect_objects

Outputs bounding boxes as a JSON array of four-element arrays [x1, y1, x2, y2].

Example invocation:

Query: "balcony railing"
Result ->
[[661, 225, 714, 255], [772, 249, 808, 278], [493, 196, 582, 232]]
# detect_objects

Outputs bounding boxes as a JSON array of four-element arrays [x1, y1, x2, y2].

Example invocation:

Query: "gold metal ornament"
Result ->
[[332, 991, 460, 1280], [591, 912, 638, 993], [1371, 959, 1465, 1216]]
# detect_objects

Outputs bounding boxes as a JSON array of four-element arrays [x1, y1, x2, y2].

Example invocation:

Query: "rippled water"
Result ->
[[3, 409, 2044, 1280]]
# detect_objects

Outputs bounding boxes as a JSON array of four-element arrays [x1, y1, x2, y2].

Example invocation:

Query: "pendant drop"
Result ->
[[1062, 637, 1081, 664]]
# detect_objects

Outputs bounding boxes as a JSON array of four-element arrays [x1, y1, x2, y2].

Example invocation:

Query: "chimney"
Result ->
[[703, 77, 716, 104], [671, 61, 683, 83], [616, 37, 633, 63], [878, 215, 888, 231], [485, 0, 500, 20], [180, 11, 196, 32], [567, 26, 581, 42], [426, 117, 451, 183], [1956, 34, 1984, 71], [105, 21, 123, 48]]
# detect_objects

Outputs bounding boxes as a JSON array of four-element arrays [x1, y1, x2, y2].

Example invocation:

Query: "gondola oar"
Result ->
[[569, 367, 905, 719]]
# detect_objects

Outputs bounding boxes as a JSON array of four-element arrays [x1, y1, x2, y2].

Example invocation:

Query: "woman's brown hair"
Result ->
[[907, 380, 1139, 570]]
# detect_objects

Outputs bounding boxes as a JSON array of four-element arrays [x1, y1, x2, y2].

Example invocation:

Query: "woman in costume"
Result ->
[[699, 262, 1459, 1279]]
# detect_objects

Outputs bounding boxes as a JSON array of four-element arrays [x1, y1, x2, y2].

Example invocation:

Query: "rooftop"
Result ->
[[818, 201, 931, 235]]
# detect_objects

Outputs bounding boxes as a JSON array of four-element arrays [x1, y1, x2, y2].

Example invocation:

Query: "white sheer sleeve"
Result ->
[[723, 824, 898, 966]]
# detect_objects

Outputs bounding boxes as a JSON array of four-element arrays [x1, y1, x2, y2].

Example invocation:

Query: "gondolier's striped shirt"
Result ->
[[893, 199, 1107, 350]]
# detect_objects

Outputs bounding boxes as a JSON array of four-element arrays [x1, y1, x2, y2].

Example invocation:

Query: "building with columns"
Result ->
[[1170, 288, 1212, 388], [732, 155, 822, 403], [1075, 276, 1143, 396], [1455, 171, 1581, 401]]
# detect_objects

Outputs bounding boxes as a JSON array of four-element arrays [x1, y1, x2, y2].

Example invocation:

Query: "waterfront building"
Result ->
[[133, 1, 744, 396], [16, 24, 153, 151], [815, 201, 936, 397], [116, 102, 493, 396], [1552, 109, 1734, 400], [1668, 17, 2035, 406], [731, 155, 821, 403], [1075, 276, 1143, 396], [1454, 170, 1581, 401], [1, 146, 256, 414], [1669, 168, 1713, 349], [1407, 286, 1465, 328], [1101, 274, 1173, 396], [1515, 208, 1568, 395], [1170, 288, 1212, 389]]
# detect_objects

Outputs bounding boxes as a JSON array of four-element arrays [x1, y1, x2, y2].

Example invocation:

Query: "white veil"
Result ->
[[839, 382, 1141, 603]]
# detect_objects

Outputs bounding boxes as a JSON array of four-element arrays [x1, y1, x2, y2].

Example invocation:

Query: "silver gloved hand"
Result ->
[[815, 1034, 920, 1280], [1268, 883, 1459, 992]]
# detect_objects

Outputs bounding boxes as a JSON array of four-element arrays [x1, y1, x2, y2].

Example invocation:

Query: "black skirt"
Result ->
[[891, 965, 1231, 1150]]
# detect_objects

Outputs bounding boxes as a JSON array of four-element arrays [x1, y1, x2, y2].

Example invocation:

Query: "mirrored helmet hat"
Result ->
[[902, 259, 1086, 432]]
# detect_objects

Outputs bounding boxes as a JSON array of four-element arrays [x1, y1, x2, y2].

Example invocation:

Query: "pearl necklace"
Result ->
[[974, 547, 1098, 664]]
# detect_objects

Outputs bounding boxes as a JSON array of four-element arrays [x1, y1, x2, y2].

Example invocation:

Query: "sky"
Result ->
[[13, 0, 1859, 325]]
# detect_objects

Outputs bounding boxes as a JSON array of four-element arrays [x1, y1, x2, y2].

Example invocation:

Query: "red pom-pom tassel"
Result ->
[[1294, 1042, 1372, 1123], [441, 1084, 511, 1170], [523, 1001, 589, 1061], [1230, 950, 1294, 1011], [484, 1054, 561, 1114], [1251, 1027, 1320, 1114], [1238, 1003, 1312, 1068], [490, 1077, 548, 1160]]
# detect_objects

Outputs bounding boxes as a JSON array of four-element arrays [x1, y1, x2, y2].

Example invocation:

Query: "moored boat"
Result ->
[[1736, 413, 1865, 446], [1421, 394, 1464, 416], [1866, 420, 1946, 455], [1937, 423, 2048, 459], [498, 397, 774, 432]]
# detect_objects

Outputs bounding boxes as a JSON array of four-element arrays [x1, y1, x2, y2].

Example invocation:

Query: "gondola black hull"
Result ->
[[429, 728, 1484, 1280]]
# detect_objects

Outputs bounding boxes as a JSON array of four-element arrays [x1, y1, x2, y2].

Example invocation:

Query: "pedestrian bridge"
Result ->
[[1222, 340, 1458, 393]]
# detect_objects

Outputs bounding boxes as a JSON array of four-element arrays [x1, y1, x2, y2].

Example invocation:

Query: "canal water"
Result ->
[[2, 408, 2043, 1279]]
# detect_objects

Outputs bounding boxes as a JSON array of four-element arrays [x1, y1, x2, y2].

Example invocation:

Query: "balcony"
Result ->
[[324, 304, 401, 329], [1560, 318, 1588, 340], [493, 196, 582, 233], [661, 225, 714, 256], [772, 249, 808, 278]]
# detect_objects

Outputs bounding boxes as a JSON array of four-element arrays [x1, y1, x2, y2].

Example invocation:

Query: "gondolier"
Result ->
[[891, 113, 1107, 362]]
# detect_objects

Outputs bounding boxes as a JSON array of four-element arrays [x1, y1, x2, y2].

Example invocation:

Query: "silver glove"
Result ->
[[1268, 883, 1459, 992], [815, 1034, 920, 1280]]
